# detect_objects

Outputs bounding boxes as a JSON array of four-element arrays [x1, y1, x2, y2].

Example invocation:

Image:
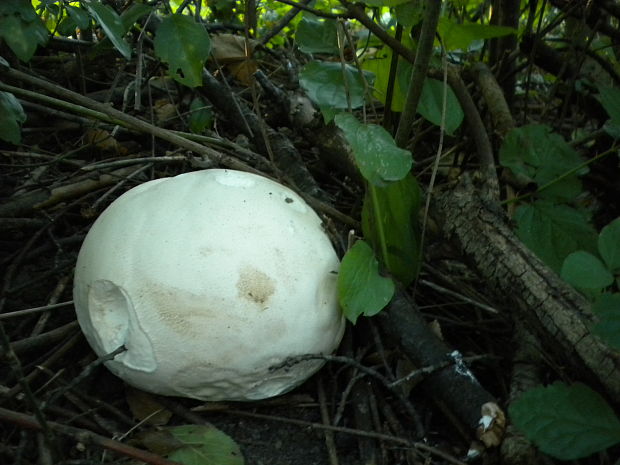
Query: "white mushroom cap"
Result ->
[[73, 169, 344, 401]]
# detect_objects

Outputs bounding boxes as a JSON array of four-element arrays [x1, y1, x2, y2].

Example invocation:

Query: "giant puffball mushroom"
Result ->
[[73, 169, 344, 401]]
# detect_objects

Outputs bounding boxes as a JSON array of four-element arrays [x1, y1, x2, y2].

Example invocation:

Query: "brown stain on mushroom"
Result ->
[[237, 266, 275, 306]]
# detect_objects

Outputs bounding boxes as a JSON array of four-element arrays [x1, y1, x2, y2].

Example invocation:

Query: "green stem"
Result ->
[[394, 0, 442, 148]]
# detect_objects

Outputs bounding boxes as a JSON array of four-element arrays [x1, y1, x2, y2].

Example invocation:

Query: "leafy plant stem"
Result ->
[[394, 0, 442, 148], [502, 146, 616, 205], [369, 184, 391, 272]]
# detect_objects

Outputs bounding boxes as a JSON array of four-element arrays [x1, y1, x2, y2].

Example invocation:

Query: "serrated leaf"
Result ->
[[509, 382, 620, 460], [417, 78, 464, 135], [154, 14, 211, 87], [299, 61, 373, 111], [338, 240, 395, 324], [438, 18, 516, 51], [362, 174, 422, 285], [592, 293, 620, 350], [561, 251, 613, 291], [188, 97, 213, 133], [84, 0, 131, 60], [167, 425, 244, 465], [514, 201, 598, 273], [334, 113, 412, 186], [500, 124, 586, 200], [599, 218, 620, 273], [0, 0, 48, 62], [296, 16, 338, 54], [0, 92, 26, 144]]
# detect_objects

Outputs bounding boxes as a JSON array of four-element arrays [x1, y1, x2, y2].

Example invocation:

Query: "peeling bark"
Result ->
[[433, 174, 620, 401]]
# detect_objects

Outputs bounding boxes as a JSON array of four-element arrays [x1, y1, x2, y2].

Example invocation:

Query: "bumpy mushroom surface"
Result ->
[[73, 169, 344, 401]]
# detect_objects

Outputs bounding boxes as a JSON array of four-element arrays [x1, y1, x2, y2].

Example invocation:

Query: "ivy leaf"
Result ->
[[295, 15, 338, 54], [362, 174, 422, 285], [154, 14, 211, 87], [599, 218, 620, 274], [592, 293, 620, 350], [500, 125, 586, 201], [0, 92, 26, 144], [334, 113, 412, 186], [299, 61, 373, 114], [561, 251, 613, 292], [84, 0, 131, 60], [509, 382, 620, 460], [167, 425, 244, 465], [338, 240, 395, 324], [514, 201, 598, 273]]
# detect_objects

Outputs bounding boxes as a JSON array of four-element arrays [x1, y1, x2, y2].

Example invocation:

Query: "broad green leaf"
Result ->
[[509, 382, 620, 460], [561, 251, 613, 291], [417, 78, 464, 135], [0, 92, 26, 144], [592, 293, 620, 350], [167, 425, 244, 465], [438, 18, 516, 51], [394, 3, 424, 28], [120, 3, 153, 32], [295, 16, 338, 54], [188, 97, 213, 133], [362, 174, 422, 285], [338, 240, 395, 324], [514, 201, 597, 273], [0, 0, 48, 62], [362, 48, 408, 112], [84, 0, 131, 60], [334, 113, 412, 186], [599, 218, 620, 273], [364, 0, 411, 6], [500, 124, 586, 200], [66, 5, 90, 30], [154, 14, 211, 87], [299, 61, 373, 112], [597, 85, 620, 136]]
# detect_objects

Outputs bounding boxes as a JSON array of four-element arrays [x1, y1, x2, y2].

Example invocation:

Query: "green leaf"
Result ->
[[120, 3, 153, 32], [295, 16, 338, 54], [154, 14, 211, 88], [592, 293, 620, 350], [65, 5, 90, 30], [499, 124, 586, 200], [0, 0, 48, 62], [338, 240, 395, 324], [0, 91, 26, 144], [362, 174, 422, 285], [84, 0, 131, 60], [188, 97, 213, 134], [167, 425, 244, 465], [394, 3, 424, 28], [597, 85, 620, 135], [417, 78, 464, 135], [438, 18, 516, 51], [362, 48, 407, 112], [599, 218, 620, 274], [509, 382, 620, 460], [299, 61, 373, 112], [561, 251, 613, 292], [364, 0, 410, 6], [334, 113, 412, 186], [514, 201, 598, 273]]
